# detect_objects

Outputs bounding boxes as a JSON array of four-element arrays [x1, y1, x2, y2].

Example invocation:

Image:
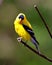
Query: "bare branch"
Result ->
[[21, 40, 52, 62], [34, 5, 52, 38]]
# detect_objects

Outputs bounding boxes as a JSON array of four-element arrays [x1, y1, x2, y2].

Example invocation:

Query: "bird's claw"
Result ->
[[17, 37, 22, 42]]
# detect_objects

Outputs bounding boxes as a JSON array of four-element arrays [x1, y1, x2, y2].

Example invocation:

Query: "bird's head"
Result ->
[[15, 13, 26, 24]]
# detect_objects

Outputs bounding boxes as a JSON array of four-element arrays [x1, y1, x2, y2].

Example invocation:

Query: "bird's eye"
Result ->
[[19, 15, 24, 20]]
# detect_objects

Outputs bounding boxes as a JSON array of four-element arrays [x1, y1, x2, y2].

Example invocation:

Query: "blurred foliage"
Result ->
[[0, 0, 52, 65]]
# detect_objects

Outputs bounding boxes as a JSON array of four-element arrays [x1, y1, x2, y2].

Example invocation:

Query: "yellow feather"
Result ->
[[14, 22, 31, 40], [14, 13, 32, 41]]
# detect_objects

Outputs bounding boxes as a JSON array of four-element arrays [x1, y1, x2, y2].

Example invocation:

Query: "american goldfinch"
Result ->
[[14, 13, 40, 52]]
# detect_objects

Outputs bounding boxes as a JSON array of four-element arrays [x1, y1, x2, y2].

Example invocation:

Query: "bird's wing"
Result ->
[[22, 24, 39, 45], [22, 24, 34, 36]]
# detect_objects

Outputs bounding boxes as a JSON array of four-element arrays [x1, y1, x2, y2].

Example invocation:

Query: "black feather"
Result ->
[[22, 24, 34, 36], [22, 24, 39, 45]]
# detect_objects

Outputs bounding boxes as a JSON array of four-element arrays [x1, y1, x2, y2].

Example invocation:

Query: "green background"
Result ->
[[0, 0, 52, 65]]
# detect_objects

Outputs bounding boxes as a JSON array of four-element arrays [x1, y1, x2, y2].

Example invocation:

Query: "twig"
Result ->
[[21, 40, 52, 62], [34, 5, 52, 38]]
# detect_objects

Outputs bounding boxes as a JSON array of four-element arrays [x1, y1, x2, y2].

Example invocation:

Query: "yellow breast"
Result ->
[[14, 23, 31, 40]]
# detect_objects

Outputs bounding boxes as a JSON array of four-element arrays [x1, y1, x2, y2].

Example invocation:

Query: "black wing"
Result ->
[[22, 24, 34, 36], [22, 24, 39, 45]]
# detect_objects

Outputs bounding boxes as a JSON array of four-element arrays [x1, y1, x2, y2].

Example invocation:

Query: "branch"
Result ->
[[21, 40, 52, 62], [34, 5, 52, 38]]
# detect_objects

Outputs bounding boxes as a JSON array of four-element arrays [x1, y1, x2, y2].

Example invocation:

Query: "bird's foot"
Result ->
[[17, 37, 22, 42]]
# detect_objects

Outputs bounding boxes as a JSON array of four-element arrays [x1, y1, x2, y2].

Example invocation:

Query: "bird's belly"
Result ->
[[15, 24, 31, 40]]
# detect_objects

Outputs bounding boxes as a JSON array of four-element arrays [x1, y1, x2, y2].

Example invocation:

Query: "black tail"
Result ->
[[31, 35, 40, 53], [32, 35, 39, 45]]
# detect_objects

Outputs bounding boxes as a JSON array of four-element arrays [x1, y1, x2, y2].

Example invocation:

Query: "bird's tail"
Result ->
[[31, 36, 40, 53]]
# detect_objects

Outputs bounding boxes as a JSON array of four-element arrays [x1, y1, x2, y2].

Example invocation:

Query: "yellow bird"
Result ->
[[14, 13, 40, 52]]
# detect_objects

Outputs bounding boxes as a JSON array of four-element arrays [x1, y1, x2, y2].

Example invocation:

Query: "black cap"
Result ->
[[19, 15, 24, 20]]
